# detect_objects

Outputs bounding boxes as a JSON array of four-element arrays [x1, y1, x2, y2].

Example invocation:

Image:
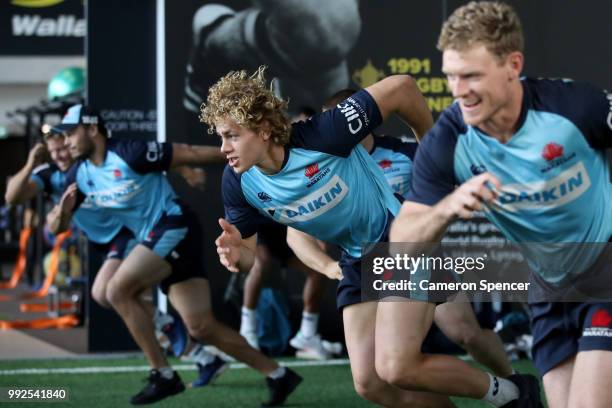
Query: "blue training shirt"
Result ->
[[407, 78, 612, 282], [222, 89, 401, 258], [370, 135, 418, 199], [31, 162, 122, 244], [65, 139, 181, 243]]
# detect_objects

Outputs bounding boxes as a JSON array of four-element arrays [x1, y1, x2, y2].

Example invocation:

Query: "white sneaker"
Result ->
[[290, 332, 332, 360], [240, 330, 260, 350], [321, 340, 343, 356]]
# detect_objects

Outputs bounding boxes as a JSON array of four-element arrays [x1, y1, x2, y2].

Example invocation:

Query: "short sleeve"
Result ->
[[30, 163, 56, 194], [290, 89, 383, 157], [530, 79, 612, 150], [61, 161, 86, 209], [110, 139, 173, 173], [406, 110, 459, 205], [221, 165, 266, 238]]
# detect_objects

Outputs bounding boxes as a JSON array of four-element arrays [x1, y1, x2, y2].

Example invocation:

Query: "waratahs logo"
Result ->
[[541, 143, 564, 161], [305, 163, 320, 179], [591, 309, 612, 328], [583, 308, 612, 338], [378, 159, 392, 169]]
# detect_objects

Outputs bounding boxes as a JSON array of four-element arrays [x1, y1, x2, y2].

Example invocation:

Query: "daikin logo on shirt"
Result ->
[[496, 162, 591, 211], [265, 175, 349, 223], [88, 180, 141, 205]]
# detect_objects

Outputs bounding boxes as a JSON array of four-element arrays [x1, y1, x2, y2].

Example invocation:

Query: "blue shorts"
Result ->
[[530, 301, 612, 376], [142, 203, 207, 294], [91, 227, 135, 260]]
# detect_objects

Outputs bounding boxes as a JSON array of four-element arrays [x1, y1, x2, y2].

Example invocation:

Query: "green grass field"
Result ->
[[0, 357, 544, 407]]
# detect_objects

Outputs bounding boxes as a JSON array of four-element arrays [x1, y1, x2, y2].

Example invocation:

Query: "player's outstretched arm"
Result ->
[[170, 143, 226, 168], [366, 75, 433, 141], [215, 218, 257, 273], [391, 172, 501, 243], [5, 143, 47, 205], [47, 183, 78, 235], [286, 227, 342, 280]]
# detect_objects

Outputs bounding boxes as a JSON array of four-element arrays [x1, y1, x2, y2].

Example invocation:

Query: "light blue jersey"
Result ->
[[223, 90, 401, 258], [65, 139, 181, 243], [408, 78, 612, 283], [31, 162, 122, 244]]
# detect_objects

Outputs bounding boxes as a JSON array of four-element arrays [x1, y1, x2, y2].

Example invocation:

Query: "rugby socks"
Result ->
[[482, 373, 519, 407], [241, 307, 257, 333], [268, 366, 287, 380], [300, 312, 319, 338], [187, 345, 216, 366], [158, 366, 175, 380]]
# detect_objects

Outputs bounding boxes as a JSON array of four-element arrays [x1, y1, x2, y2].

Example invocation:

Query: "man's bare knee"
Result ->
[[91, 286, 112, 309], [448, 324, 481, 349], [184, 314, 216, 341], [106, 279, 139, 308], [353, 376, 386, 404], [376, 354, 423, 390]]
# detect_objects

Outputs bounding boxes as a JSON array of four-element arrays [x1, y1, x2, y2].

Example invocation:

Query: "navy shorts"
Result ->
[[530, 241, 612, 375], [336, 212, 395, 310], [91, 227, 135, 260], [256, 219, 295, 263], [530, 301, 612, 376], [142, 204, 207, 294]]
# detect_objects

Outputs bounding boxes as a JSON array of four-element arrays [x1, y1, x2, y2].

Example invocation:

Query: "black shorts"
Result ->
[[141, 204, 207, 294], [90, 227, 134, 260]]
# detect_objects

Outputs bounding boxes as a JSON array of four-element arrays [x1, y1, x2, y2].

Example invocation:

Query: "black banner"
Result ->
[[87, 0, 157, 140], [0, 0, 84, 56]]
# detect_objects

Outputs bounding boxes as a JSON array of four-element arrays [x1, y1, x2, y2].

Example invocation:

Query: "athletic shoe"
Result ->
[[262, 368, 303, 407], [240, 330, 260, 350], [191, 356, 229, 387], [129, 369, 185, 405], [321, 340, 344, 356], [501, 374, 542, 408], [154, 311, 188, 357], [290, 332, 331, 360]]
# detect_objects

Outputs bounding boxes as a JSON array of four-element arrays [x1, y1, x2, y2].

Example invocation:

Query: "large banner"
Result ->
[[161, 0, 612, 337], [0, 0, 84, 56]]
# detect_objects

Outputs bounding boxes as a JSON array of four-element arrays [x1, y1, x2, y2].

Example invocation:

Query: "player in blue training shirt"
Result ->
[[392, 2, 611, 408], [205, 66, 530, 407], [52, 104, 301, 406], [5, 129, 134, 306], [6, 126, 230, 389], [286, 87, 514, 379]]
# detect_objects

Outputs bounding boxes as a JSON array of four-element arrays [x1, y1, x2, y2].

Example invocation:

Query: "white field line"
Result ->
[[0, 358, 352, 376]]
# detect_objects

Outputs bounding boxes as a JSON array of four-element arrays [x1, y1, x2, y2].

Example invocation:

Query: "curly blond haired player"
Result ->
[[206, 66, 538, 407]]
